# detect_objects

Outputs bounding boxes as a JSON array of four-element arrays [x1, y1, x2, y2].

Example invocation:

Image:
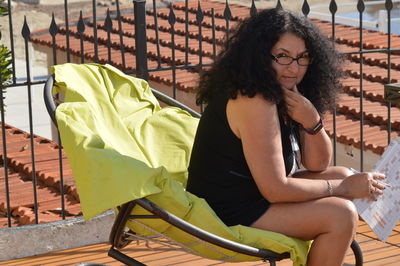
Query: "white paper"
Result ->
[[353, 137, 400, 242]]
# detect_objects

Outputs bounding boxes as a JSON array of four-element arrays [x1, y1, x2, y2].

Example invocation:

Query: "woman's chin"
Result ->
[[280, 82, 297, 90]]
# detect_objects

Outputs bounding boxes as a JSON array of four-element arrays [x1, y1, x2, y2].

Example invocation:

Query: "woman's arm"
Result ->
[[226, 94, 383, 203], [282, 86, 332, 171], [299, 126, 332, 171]]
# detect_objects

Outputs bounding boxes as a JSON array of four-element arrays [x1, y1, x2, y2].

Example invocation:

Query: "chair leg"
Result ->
[[109, 201, 137, 248], [108, 201, 151, 265], [351, 239, 363, 266], [108, 247, 146, 266]]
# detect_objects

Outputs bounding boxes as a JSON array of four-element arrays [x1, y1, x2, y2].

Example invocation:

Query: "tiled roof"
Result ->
[[3, 0, 399, 228]]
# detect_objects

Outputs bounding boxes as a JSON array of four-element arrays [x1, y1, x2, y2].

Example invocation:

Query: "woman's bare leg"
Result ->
[[292, 165, 353, 180], [252, 167, 358, 266], [252, 197, 358, 266]]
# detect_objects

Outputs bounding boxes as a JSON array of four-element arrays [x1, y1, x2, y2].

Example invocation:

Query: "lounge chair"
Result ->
[[43, 63, 363, 266]]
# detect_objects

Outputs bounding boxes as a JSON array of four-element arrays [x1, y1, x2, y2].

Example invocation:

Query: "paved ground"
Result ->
[[3, 59, 52, 140]]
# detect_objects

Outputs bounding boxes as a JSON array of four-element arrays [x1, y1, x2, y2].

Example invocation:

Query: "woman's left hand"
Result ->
[[282, 85, 320, 129]]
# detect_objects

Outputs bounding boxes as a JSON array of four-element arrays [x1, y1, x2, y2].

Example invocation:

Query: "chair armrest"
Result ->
[[151, 88, 201, 118], [135, 198, 289, 260], [43, 75, 58, 126]]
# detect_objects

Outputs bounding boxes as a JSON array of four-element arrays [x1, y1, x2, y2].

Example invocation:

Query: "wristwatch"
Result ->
[[301, 118, 324, 135]]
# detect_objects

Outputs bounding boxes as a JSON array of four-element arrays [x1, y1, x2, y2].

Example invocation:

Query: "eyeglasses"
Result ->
[[271, 54, 312, 66]]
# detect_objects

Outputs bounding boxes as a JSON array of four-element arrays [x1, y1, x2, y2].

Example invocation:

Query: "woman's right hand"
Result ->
[[337, 172, 386, 201]]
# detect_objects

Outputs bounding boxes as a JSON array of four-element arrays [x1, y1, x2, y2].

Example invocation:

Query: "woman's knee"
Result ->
[[324, 197, 359, 235], [326, 166, 354, 180]]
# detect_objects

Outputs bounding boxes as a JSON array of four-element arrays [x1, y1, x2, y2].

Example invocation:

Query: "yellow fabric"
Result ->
[[53, 63, 310, 265]]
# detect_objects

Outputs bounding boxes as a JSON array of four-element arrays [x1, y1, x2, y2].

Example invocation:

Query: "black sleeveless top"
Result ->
[[187, 92, 299, 226]]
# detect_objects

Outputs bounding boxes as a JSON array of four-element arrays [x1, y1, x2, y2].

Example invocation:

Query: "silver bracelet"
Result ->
[[326, 180, 333, 196]]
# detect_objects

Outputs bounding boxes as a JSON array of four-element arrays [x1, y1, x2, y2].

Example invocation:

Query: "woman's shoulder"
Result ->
[[227, 92, 281, 141], [226, 94, 278, 129], [229, 93, 276, 110]]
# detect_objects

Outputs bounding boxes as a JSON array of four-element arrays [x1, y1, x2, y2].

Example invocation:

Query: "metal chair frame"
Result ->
[[44, 75, 363, 266]]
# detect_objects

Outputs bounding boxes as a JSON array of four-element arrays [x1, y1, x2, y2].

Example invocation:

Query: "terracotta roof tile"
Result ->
[[325, 113, 399, 154], [342, 77, 388, 101], [344, 60, 400, 84], [315, 20, 400, 52], [352, 53, 400, 70], [0, 123, 80, 227], [337, 93, 400, 130]]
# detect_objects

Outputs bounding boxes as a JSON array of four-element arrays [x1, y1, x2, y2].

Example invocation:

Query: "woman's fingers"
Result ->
[[282, 86, 320, 126], [372, 172, 385, 180], [373, 180, 385, 190], [369, 186, 384, 201], [368, 173, 387, 201], [283, 87, 301, 106]]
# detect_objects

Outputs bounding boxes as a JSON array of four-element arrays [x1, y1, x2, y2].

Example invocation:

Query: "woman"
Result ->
[[187, 8, 386, 265]]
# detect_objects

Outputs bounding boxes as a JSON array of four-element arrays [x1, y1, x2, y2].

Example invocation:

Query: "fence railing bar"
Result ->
[[386, 0, 393, 145], [7, 0, 16, 84], [168, 4, 177, 99], [50, 13, 59, 65], [115, 0, 127, 71], [224, 0, 231, 39], [2, 80, 46, 89], [358, 0, 365, 171], [185, 0, 189, 66], [124, 62, 214, 76], [197, 1, 204, 68], [330, 0, 338, 165], [341, 48, 400, 55], [250, 0, 257, 17], [78, 10, 86, 64], [22, 17, 39, 224], [105, 9, 113, 64], [134, 0, 149, 81], [0, 70, 12, 227], [64, 0, 71, 62], [147, 63, 214, 72], [16, 75, 49, 83], [50, 13, 66, 220], [302, 0, 310, 17], [211, 8, 216, 62], [56, 133, 66, 220], [152, 0, 162, 68], [92, 0, 99, 63]]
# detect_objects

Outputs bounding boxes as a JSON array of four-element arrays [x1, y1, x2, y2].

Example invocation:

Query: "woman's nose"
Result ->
[[287, 60, 300, 73]]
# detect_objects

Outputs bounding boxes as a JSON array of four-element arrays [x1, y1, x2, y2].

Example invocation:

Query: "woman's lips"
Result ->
[[282, 76, 296, 80]]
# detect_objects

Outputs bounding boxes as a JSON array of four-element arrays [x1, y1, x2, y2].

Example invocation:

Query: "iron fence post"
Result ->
[[134, 0, 149, 81]]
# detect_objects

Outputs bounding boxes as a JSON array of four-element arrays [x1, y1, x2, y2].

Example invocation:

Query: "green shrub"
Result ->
[[0, 0, 7, 16], [0, 0, 12, 91], [0, 44, 12, 85]]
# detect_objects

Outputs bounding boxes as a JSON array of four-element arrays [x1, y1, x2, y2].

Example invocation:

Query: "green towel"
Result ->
[[53, 63, 310, 265]]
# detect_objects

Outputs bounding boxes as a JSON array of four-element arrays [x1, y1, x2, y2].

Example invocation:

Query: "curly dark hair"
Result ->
[[196, 8, 344, 116]]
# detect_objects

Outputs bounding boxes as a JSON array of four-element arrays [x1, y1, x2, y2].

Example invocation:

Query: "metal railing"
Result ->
[[0, 0, 399, 228]]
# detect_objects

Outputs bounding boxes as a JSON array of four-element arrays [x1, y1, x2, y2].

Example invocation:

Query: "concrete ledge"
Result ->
[[0, 210, 115, 261]]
